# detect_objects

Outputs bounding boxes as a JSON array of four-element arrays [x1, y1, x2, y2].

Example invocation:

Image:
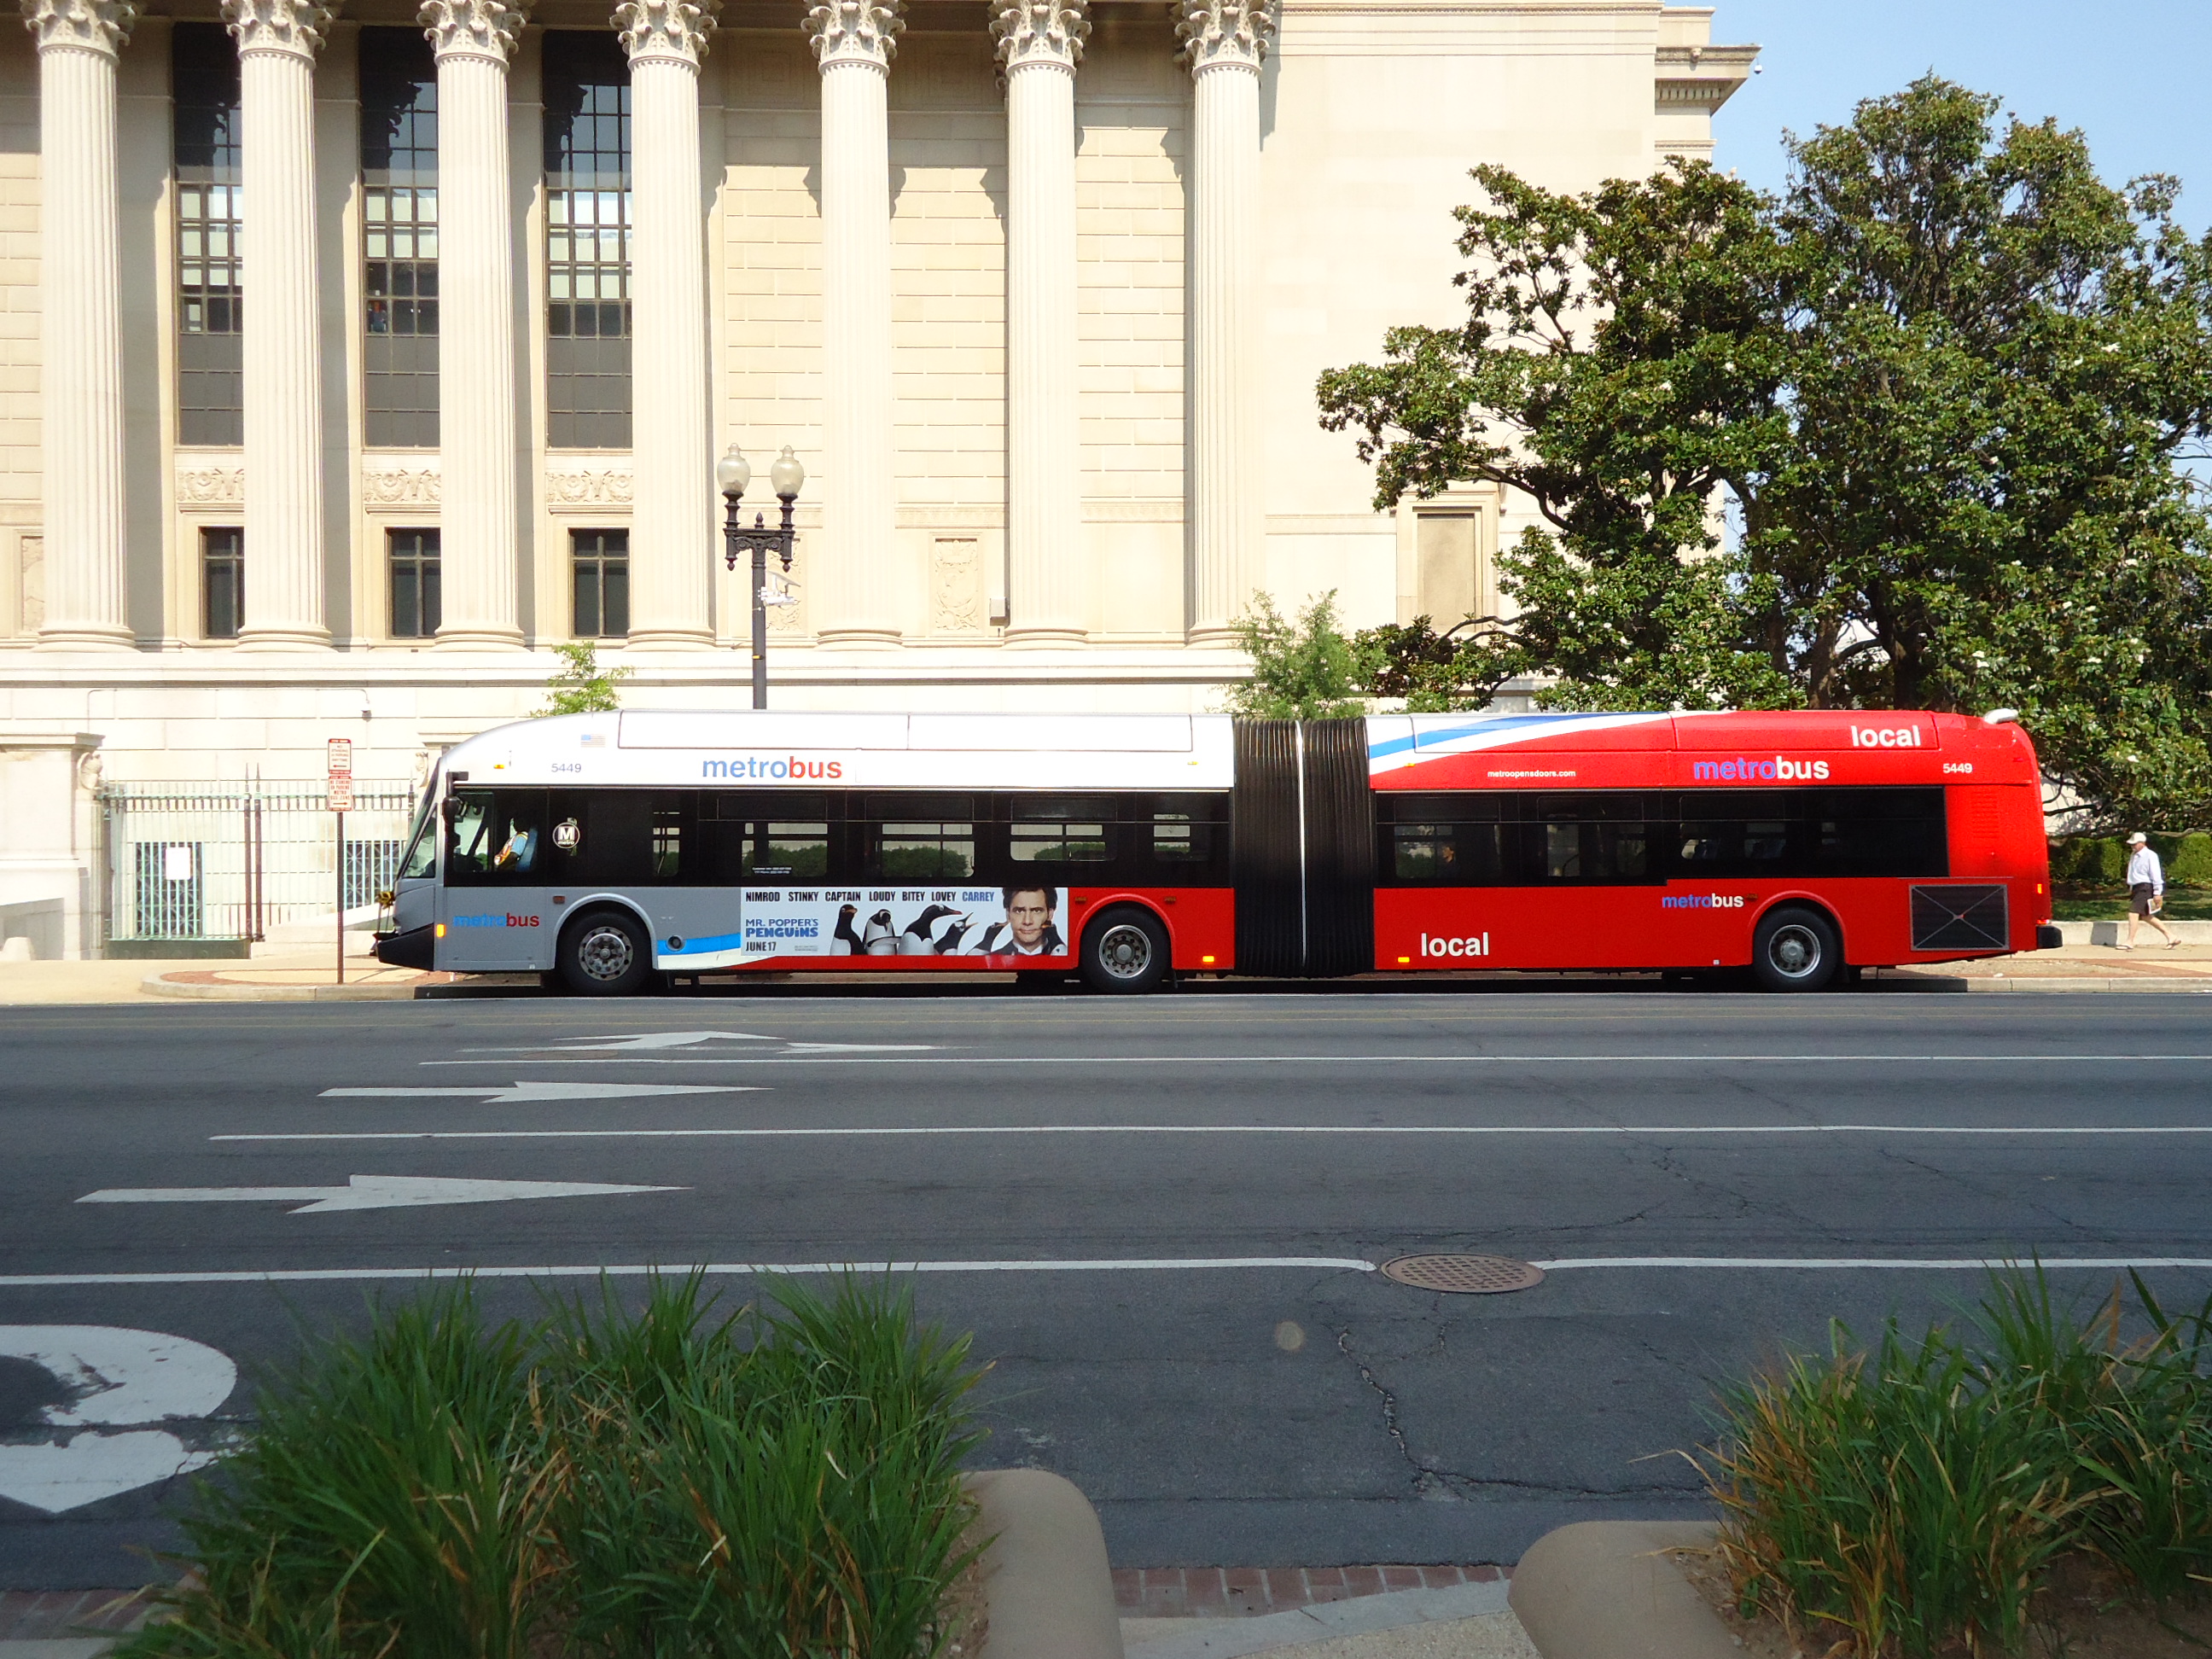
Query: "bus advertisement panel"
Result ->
[[666, 885, 1075, 970]]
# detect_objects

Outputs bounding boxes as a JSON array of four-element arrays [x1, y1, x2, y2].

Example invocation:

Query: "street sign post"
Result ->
[[327, 740, 352, 984]]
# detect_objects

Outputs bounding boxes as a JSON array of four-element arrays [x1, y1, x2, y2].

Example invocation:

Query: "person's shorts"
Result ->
[[2131, 882, 2158, 916]]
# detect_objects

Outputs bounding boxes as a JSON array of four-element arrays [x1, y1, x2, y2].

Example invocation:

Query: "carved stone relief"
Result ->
[[175, 464, 244, 508], [362, 467, 442, 509], [929, 536, 986, 634], [18, 533, 43, 634], [544, 467, 636, 510]]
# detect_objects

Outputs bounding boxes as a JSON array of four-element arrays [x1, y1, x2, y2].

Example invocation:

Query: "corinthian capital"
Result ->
[[806, 0, 900, 70], [222, 0, 336, 57], [420, 0, 527, 61], [614, 0, 717, 64], [990, 0, 1084, 73], [1174, 0, 1272, 72], [20, 0, 138, 57]]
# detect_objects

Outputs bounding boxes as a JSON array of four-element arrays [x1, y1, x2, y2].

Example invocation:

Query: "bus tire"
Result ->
[[1080, 905, 1171, 994], [1752, 905, 1841, 993], [558, 906, 654, 997]]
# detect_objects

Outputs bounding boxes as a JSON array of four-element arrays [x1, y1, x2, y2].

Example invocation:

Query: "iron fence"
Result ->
[[98, 783, 419, 947]]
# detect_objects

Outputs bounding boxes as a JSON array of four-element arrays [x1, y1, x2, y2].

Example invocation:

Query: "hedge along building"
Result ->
[[0, 0, 1753, 956]]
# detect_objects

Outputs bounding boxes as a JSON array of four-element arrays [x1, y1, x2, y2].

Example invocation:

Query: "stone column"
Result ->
[[807, 0, 901, 644], [1177, 0, 1271, 643], [224, 0, 335, 649], [616, 0, 718, 649], [23, 0, 139, 650], [992, 0, 1085, 643], [422, 0, 527, 648]]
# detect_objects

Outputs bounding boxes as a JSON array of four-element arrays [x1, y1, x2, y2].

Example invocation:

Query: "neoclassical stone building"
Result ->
[[0, 0, 1749, 954]]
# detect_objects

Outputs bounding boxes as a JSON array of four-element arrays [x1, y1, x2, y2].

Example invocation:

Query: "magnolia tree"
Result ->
[[1317, 77, 2212, 830]]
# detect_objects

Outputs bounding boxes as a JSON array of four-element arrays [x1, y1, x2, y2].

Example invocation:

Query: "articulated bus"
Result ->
[[375, 707, 2061, 995]]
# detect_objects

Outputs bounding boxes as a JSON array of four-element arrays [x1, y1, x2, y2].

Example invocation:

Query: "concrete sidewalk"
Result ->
[[0, 956, 457, 1004]]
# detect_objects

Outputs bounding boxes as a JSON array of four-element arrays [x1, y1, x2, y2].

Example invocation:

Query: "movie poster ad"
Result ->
[[733, 884, 1074, 968]]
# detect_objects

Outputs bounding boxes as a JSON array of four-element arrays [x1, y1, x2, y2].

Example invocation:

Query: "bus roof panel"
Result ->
[[619, 713, 911, 749], [907, 713, 1194, 752], [1673, 710, 1943, 750]]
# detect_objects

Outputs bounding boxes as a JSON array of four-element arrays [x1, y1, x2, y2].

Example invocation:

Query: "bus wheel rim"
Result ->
[[1097, 923, 1152, 979], [1769, 925, 1820, 978], [579, 926, 634, 981]]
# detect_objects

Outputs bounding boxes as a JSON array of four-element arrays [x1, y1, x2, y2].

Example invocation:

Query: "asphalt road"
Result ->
[[3, 987, 2211, 1587]]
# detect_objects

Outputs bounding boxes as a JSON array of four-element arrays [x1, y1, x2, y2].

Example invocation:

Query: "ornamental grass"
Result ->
[[1700, 1266, 2212, 1658], [118, 1275, 987, 1659]]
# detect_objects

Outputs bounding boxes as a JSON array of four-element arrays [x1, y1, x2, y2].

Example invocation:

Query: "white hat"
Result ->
[[2128, 831, 2149, 844]]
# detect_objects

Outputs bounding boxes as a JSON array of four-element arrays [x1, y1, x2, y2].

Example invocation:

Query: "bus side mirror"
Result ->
[[441, 796, 464, 826]]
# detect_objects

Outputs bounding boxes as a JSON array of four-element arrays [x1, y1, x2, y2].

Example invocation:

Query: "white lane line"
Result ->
[[212, 1122, 2212, 1144], [77, 1176, 687, 1214], [417, 1052, 2212, 1068], [322, 1083, 760, 1103], [1535, 1257, 2212, 1272], [0, 1257, 1375, 1289], [5, 1255, 2211, 1290]]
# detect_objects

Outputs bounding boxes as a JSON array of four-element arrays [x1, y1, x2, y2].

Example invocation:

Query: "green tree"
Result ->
[[1317, 155, 1799, 712], [1223, 591, 1376, 719], [537, 641, 632, 716], [1318, 77, 2212, 828]]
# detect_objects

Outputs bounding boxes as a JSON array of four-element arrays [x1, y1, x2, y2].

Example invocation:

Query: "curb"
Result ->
[[1914, 975, 2212, 993], [965, 1469, 1123, 1659], [1508, 1520, 1730, 1659], [141, 970, 432, 1002]]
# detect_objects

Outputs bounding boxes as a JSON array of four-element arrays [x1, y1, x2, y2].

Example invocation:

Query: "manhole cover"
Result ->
[[1380, 1254, 1545, 1294]]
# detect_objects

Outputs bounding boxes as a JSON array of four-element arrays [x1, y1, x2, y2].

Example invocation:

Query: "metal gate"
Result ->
[[98, 783, 416, 948]]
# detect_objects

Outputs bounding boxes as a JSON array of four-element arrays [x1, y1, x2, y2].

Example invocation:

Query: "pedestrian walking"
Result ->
[[2122, 831, 2178, 949]]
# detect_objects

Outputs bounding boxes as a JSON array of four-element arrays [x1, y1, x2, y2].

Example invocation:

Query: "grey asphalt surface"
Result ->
[[3, 987, 2210, 1587]]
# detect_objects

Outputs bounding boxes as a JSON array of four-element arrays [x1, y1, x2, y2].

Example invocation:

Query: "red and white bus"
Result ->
[[376, 707, 2058, 994]]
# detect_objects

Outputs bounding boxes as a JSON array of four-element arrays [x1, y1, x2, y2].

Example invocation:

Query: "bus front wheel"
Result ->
[[1080, 906, 1171, 994], [1752, 906, 1841, 993], [558, 907, 654, 997]]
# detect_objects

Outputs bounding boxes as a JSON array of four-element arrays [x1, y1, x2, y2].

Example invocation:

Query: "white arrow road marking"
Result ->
[[319, 1082, 761, 1103], [0, 1327, 238, 1516], [462, 1032, 942, 1055], [0, 1431, 219, 1516], [77, 1175, 685, 1214], [0, 1326, 236, 1426]]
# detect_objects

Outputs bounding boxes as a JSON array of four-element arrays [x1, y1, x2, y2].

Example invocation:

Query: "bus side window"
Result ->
[[1144, 793, 1225, 874], [864, 794, 975, 882], [449, 790, 549, 884], [445, 791, 497, 882], [1010, 795, 1115, 865]]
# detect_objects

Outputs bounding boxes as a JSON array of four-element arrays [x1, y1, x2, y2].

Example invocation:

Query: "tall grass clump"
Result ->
[[1702, 1266, 2212, 1658], [119, 1275, 987, 1659]]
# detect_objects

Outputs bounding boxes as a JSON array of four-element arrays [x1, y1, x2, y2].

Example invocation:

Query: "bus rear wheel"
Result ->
[[559, 907, 654, 997], [1080, 906, 1170, 994], [1752, 905, 1841, 993]]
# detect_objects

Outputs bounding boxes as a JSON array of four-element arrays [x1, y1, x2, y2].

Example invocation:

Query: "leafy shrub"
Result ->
[[1222, 591, 1377, 719], [1703, 1267, 2212, 1659], [122, 1276, 985, 1659], [2169, 833, 2212, 889], [2050, 833, 2212, 888]]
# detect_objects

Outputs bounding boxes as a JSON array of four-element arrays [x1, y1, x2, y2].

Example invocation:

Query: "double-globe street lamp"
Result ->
[[717, 443, 806, 709]]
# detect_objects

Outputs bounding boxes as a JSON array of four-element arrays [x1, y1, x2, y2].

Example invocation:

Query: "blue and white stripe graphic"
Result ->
[[1366, 712, 1671, 771]]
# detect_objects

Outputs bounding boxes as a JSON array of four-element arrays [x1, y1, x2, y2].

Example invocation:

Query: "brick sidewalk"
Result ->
[[1113, 1563, 1510, 1617], [0, 1572, 1518, 1641]]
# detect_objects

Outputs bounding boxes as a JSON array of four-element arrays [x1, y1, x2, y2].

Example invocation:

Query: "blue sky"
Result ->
[[1710, 2, 2212, 232]]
